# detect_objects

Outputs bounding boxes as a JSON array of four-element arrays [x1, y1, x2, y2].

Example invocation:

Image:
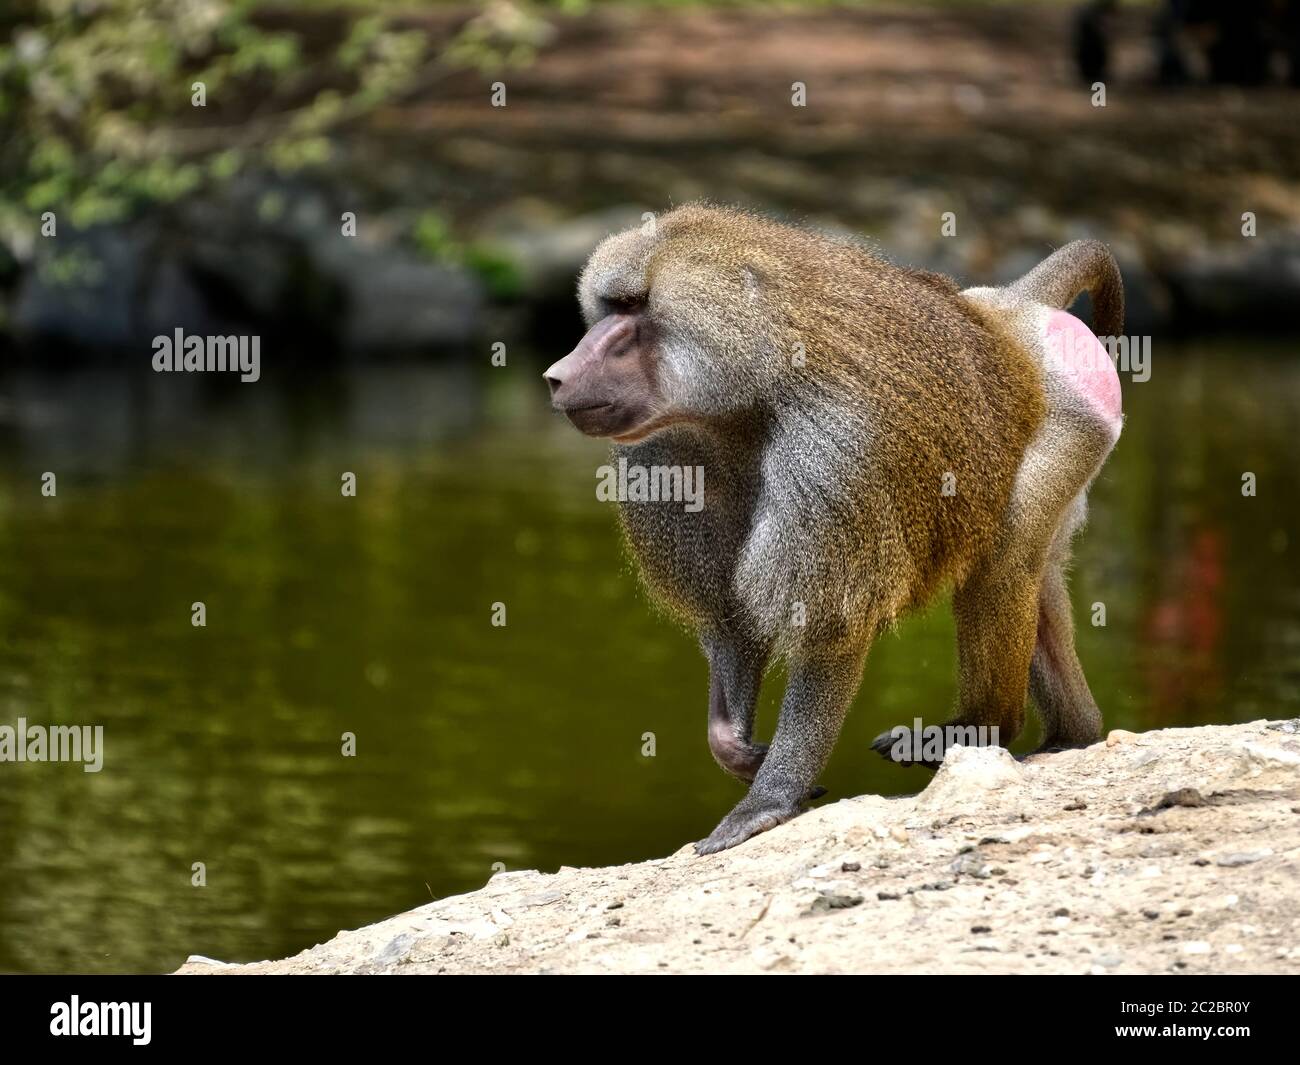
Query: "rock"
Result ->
[[916, 744, 1024, 810], [1154, 787, 1206, 809], [8, 175, 486, 359], [519, 890, 566, 907], [373, 932, 417, 967], [1215, 850, 1273, 867], [172, 720, 1300, 976], [950, 850, 991, 878], [1170, 238, 1300, 329], [805, 893, 864, 914], [335, 247, 482, 352], [11, 221, 219, 349], [1238, 742, 1300, 771]]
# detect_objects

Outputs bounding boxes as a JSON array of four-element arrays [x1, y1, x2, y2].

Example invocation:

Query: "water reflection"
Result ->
[[0, 345, 1296, 972]]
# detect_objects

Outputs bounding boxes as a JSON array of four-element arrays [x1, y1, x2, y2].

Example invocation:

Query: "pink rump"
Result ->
[[1043, 309, 1122, 422]]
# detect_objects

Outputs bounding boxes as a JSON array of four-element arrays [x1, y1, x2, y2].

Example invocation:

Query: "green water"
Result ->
[[0, 345, 1297, 973]]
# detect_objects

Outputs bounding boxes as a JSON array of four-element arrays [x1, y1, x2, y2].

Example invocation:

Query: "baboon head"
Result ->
[[544, 207, 784, 443]]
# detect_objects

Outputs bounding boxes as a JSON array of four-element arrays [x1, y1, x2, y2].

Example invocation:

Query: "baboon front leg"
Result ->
[[697, 643, 864, 855], [872, 560, 1041, 767], [702, 630, 771, 782]]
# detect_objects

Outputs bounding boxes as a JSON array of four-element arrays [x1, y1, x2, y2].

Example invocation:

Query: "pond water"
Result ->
[[0, 343, 1297, 973]]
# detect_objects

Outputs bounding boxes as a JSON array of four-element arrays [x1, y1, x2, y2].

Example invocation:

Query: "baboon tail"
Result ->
[[1009, 239, 1124, 340]]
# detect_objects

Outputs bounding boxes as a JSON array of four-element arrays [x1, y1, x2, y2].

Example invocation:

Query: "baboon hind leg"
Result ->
[[871, 296, 1122, 768], [949, 559, 1042, 753], [1030, 500, 1104, 750], [872, 559, 1041, 767]]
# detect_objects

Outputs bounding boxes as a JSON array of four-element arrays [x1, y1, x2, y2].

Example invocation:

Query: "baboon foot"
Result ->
[[871, 727, 942, 769], [871, 720, 1007, 769]]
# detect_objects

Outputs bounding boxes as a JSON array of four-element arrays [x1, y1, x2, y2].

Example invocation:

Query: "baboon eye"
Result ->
[[605, 294, 646, 315]]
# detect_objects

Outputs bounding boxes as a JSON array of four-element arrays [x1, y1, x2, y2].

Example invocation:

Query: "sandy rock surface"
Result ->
[[176, 720, 1300, 975]]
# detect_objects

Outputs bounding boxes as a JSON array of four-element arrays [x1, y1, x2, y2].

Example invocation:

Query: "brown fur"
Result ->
[[557, 205, 1121, 852]]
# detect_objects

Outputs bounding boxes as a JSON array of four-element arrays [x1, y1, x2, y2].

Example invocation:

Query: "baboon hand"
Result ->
[[695, 783, 805, 855]]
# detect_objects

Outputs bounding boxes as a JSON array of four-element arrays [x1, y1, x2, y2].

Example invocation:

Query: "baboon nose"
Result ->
[[543, 362, 566, 398]]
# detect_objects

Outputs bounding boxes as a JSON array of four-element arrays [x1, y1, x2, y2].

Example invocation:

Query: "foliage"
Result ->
[[415, 208, 523, 299], [0, 0, 569, 298], [0, 0, 434, 247]]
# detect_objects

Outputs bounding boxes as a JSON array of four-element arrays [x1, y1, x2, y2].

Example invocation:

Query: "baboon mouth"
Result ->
[[563, 402, 637, 438]]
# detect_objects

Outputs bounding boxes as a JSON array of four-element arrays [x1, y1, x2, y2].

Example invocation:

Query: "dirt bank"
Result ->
[[176, 719, 1300, 975]]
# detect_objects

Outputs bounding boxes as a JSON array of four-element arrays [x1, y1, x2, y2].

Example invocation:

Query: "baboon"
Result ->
[[544, 205, 1123, 855]]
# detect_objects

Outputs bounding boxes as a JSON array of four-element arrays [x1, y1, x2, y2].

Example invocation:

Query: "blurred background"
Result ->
[[0, 0, 1297, 974]]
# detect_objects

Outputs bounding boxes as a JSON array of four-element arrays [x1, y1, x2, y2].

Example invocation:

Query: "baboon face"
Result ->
[[552, 208, 787, 440], [544, 306, 664, 443]]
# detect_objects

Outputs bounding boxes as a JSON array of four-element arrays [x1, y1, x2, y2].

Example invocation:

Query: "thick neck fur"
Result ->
[[615, 382, 881, 655]]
